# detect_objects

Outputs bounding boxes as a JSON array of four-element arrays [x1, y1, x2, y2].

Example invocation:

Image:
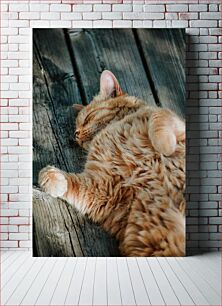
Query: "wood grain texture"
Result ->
[[33, 189, 119, 257], [68, 29, 156, 105], [136, 29, 186, 117]]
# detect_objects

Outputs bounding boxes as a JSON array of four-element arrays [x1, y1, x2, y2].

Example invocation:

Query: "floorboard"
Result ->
[[1, 252, 220, 306]]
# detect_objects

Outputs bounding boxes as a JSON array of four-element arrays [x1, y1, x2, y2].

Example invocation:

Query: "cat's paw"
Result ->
[[38, 166, 68, 198]]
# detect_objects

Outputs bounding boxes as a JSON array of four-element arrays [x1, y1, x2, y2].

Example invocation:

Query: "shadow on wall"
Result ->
[[186, 34, 201, 256]]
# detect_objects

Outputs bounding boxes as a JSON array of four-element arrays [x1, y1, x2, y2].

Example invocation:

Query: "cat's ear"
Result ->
[[100, 70, 123, 98], [72, 104, 84, 111]]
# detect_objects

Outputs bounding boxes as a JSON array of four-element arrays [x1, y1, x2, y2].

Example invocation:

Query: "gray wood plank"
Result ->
[[107, 258, 122, 306], [78, 257, 96, 305], [117, 257, 136, 305], [127, 257, 150, 305], [176, 257, 220, 305], [167, 257, 210, 305], [136, 258, 165, 305], [68, 29, 156, 106], [33, 28, 84, 184], [33, 29, 120, 257], [157, 258, 195, 305], [136, 29, 186, 117], [93, 257, 107, 305], [147, 258, 180, 305]]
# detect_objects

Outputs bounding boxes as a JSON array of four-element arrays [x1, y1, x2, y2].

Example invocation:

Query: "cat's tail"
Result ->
[[148, 108, 185, 156]]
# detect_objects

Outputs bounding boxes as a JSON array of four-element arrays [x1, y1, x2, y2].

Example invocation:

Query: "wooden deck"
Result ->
[[33, 29, 186, 257], [1, 251, 220, 305]]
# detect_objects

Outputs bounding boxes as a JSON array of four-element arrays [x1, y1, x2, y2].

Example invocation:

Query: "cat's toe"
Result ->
[[38, 166, 68, 198]]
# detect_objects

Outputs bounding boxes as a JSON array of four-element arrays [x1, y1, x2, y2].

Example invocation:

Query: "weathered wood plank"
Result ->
[[33, 29, 120, 257], [136, 29, 186, 117], [33, 189, 120, 257], [68, 29, 156, 105], [33, 29, 85, 184]]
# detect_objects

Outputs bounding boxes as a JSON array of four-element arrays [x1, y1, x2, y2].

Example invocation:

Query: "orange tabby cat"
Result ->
[[39, 70, 185, 256]]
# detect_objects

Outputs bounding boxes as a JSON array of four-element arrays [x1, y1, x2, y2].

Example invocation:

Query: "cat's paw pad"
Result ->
[[38, 166, 68, 198]]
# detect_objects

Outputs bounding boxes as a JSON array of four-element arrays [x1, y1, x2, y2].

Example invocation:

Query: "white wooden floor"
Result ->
[[1, 251, 221, 306]]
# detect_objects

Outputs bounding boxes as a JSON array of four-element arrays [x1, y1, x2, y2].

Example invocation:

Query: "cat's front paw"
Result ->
[[38, 166, 68, 198]]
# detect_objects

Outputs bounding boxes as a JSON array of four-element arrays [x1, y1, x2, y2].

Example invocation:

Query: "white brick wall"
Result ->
[[0, 0, 221, 254]]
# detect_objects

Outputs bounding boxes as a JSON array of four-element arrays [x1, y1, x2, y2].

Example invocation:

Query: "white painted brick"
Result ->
[[112, 4, 132, 11], [19, 12, 40, 20], [8, 52, 29, 60], [83, 12, 102, 20], [153, 20, 172, 28], [1, 241, 18, 247], [61, 12, 82, 20], [41, 12, 60, 20], [29, 4, 49, 12], [9, 20, 29, 28], [113, 20, 132, 28], [93, 20, 112, 28], [9, 4, 28, 12], [10, 194, 30, 202], [9, 217, 29, 225], [9, 233, 29, 240], [143, 5, 165, 12], [1, 225, 18, 233], [123, 12, 164, 19], [1, 209, 18, 216], [8, 146, 30, 154], [0, 218, 8, 225], [200, 12, 220, 20], [9, 44, 18, 51], [102, 12, 122, 20], [19, 123, 31, 130], [72, 20, 93, 28], [9, 68, 30, 75], [2, 123, 18, 131], [30, 20, 50, 28], [190, 20, 218, 28], [19, 226, 30, 233], [1, 60, 18, 68], [94, 4, 111, 11], [10, 99, 29, 107], [172, 20, 188, 28], [19, 28, 31, 36], [133, 5, 143, 12], [209, 4, 219, 11], [74, 4, 92, 12], [19, 210, 30, 217], [50, 4, 71, 12], [166, 5, 188, 12], [189, 4, 207, 12], [179, 12, 198, 20], [2, 4, 8, 11], [165, 13, 178, 20], [2, 27, 18, 35], [1, 169, 18, 178], [132, 20, 143, 28], [50, 21, 71, 28], [143, 21, 153, 27], [8, 35, 28, 44], [1, 138, 18, 146], [19, 241, 31, 248]]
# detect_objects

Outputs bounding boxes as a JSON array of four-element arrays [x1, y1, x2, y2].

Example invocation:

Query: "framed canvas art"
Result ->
[[33, 29, 185, 257]]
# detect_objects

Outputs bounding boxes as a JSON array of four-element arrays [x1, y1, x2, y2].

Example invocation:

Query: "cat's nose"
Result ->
[[75, 130, 80, 139]]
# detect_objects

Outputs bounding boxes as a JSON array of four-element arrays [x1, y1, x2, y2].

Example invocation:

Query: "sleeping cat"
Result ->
[[39, 70, 185, 256]]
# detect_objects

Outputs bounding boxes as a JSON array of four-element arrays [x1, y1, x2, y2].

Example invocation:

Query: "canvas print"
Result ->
[[33, 29, 186, 257]]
